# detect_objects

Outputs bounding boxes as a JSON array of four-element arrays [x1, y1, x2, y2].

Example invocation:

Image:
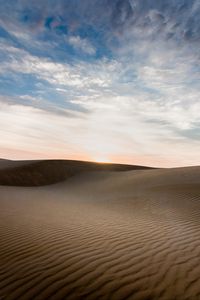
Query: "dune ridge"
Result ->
[[0, 159, 152, 186], [0, 160, 200, 300]]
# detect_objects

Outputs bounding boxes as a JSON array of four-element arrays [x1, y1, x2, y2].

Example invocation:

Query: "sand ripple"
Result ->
[[0, 165, 200, 299]]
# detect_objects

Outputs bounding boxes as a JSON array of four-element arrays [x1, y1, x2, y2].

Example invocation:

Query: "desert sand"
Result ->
[[0, 159, 200, 300]]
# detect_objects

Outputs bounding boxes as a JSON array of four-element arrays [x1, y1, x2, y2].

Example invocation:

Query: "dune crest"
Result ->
[[0, 159, 152, 186]]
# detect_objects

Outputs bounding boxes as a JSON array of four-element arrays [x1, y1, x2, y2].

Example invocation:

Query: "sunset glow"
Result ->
[[0, 1, 200, 167], [92, 156, 111, 164]]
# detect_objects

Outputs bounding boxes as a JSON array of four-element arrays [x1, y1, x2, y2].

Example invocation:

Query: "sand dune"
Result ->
[[0, 160, 200, 300], [0, 159, 151, 186]]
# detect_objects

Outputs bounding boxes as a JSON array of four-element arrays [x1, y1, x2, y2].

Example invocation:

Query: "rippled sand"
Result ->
[[0, 160, 200, 300]]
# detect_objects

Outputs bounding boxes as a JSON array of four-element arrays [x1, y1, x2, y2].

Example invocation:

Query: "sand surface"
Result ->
[[0, 160, 200, 299]]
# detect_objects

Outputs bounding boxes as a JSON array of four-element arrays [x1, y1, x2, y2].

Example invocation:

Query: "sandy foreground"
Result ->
[[0, 160, 200, 300]]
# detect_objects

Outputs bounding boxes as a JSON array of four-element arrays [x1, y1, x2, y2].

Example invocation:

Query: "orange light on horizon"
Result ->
[[91, 155, 111, 164]]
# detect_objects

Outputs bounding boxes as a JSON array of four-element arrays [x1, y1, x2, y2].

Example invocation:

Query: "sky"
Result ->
[[0, 0, 200, 167]]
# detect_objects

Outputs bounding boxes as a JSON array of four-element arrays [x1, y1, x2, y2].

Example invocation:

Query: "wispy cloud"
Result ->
[[68, 36, 96, 55], [0, 0, 200, 166]]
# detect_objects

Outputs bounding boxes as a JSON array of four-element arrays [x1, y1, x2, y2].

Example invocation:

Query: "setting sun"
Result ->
[[93, 156, 111, 163]]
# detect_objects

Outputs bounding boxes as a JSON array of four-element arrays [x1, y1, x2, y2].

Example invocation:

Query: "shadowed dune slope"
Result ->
[[0, 159, 152, 186], [0, 164, 200, 300]]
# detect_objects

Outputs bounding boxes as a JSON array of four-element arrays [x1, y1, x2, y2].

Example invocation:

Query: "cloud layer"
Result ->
[[0, 0, 200, 166]]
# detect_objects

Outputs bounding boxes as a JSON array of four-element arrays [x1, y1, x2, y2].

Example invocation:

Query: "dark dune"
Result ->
[[0, 159, 153, 186]]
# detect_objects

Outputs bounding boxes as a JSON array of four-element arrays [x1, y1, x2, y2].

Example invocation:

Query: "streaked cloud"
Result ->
[[68, 36, 96, 55], [0, 0, 200, 166]]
